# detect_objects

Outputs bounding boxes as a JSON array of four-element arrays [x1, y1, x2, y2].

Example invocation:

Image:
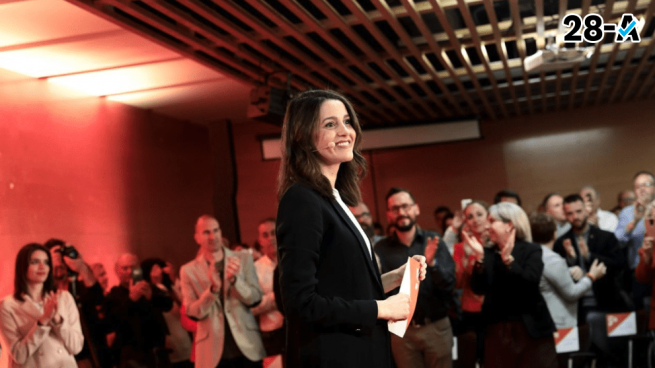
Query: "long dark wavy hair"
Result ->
[[277, 90, 367, 206], [14, 243, 55, 302]]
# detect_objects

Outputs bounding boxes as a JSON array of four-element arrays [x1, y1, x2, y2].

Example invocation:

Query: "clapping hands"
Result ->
[[38, 291, 62, 326], [461, 231, 484, 262], [424, 237, 439, 267], [562, 239, 577, 259]]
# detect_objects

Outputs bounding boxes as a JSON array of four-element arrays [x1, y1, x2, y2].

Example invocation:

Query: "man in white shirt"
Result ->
[[251, 218, 284, 368], [580, 185, 619, 232]]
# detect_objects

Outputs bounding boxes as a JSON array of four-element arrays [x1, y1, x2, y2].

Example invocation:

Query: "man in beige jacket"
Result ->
[[180, 215, 265, 368]]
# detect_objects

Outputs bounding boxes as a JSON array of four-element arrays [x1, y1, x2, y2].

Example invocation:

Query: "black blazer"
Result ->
[[276, 184, 391, 368], [553, 225, 632, 312], [472, 240, 555, 339]]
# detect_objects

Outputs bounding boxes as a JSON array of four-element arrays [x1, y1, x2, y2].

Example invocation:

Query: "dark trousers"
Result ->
[[632, 275, 652, 310], [216, 356, 263, 368], [454, 312, 484, 368], [118, 346, 172, 368], [484, 321, 557, 368]]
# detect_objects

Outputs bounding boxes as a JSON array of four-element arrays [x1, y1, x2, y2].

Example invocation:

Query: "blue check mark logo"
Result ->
[[619, 20, 636, 37]]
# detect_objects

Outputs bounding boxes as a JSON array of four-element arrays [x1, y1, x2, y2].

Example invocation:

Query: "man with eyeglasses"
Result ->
[[615, 171, 655, 309], [349, 202, 386, 246], [374, 187, 456, 368]]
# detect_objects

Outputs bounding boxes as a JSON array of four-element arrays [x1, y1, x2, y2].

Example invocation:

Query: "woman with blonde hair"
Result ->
[[0, 243, 83, 368], [463, 202, 556, 368]]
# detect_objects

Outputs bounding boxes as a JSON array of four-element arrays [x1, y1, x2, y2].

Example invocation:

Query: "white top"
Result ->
[[596, 209, 619, 233], [252, 255, 284, 332], [333, 188, 373, 259]]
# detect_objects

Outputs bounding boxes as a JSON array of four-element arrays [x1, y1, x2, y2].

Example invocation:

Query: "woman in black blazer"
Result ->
[[276, 90, 426, 368], [463, 202, 556, 368]]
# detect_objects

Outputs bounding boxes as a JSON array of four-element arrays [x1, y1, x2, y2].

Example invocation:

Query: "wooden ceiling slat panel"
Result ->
[[568, 0, 594, 110], [171, 0, 344, 98], [537, 0, 553, 112], [422, 0, 496, 118], [617, 0, 655, 102], [87, 0, 262, 83], [307, 0, 439, 119], [243, 0, 409, 121], [457, 0, 509, 117], [248, 1, 651, 62], [367, 0, 458, 118], [135, 0, 273, 77], [208, 0, 393, 121], [62, 0, 655, 124], [591, 0, 638, 106], [481, 0, 521, 116], [508, 0, 534, 114], [342, 0, 459, 118], [580, 0, 616, 106]]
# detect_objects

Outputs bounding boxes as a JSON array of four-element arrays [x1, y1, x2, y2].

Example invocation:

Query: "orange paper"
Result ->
[[388, 257, 421, 337]]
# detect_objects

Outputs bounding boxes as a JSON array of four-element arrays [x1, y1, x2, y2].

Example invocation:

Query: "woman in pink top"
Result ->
[[452, 200, 489, 367]]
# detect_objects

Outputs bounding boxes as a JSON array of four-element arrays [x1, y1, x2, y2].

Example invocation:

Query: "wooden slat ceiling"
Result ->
[[67, 0, 655, 125]]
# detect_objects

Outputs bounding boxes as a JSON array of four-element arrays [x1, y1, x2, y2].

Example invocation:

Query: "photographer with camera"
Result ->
[[45, 238, 111, 368], [105, 253, 173, 368]]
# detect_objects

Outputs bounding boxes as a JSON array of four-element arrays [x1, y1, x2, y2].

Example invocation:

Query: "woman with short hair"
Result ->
[[276, 89, 427, 368], [464, 202, 557, 368], [0, 243, 83, 368]]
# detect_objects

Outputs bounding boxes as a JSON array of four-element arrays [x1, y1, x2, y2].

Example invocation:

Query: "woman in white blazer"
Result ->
[[0, 243, 84, 368]]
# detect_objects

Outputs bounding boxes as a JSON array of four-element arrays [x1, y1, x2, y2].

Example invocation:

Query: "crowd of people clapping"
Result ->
[[1, 89, 654, 368]]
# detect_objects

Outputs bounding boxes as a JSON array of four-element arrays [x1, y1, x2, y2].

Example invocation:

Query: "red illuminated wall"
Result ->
[[0, 68, 214, 296]]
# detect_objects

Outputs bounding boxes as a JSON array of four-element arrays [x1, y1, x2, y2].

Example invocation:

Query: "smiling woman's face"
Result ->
[[313, 99, 355, 170]]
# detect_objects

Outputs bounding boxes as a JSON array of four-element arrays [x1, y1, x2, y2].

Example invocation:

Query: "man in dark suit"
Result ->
[[375, 187, 456, 368], [553, 194, 631, 315]]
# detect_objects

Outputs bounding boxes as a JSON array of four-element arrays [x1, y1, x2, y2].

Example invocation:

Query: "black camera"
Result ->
[[56, 245, 79, 259]]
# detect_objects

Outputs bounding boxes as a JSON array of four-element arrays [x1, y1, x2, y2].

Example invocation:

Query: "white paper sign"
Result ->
[[554, 327, 579, 353], [607, 312, 637, 337]]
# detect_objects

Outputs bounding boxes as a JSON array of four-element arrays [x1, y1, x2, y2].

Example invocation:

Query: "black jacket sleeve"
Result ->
[[277, 186, 378, 329]]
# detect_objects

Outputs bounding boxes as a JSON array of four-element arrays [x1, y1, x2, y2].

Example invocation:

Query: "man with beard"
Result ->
[[349, 202, 386, 246], [374, 188, 456, 368], [616, 171, 655, 309], [554, 195, 629, 315], [554, 195, 630, 366]]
